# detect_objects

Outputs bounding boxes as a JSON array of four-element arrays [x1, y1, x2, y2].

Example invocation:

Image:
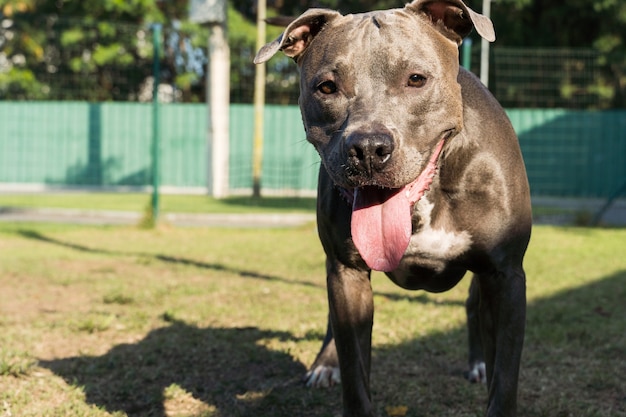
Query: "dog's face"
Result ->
[[255, 0, 495, 192], [297, 9, 464, 190]]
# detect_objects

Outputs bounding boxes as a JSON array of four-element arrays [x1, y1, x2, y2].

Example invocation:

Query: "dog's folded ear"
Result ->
[[254, 8, 341, 64], [406, 0, 495, 45]]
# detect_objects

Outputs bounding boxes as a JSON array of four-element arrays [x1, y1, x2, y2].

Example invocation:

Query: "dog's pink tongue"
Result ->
[[348, 137, 446, 272], [351, 187, 412, 272]]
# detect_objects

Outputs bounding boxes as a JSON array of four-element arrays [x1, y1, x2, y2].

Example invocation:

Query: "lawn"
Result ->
[[0, 222, 624, 416]]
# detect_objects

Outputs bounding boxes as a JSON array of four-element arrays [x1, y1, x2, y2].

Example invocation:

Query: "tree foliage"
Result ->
[[0, 0, 205, 101], [1, 0, 625, 106], [487, 0, 626, 107]]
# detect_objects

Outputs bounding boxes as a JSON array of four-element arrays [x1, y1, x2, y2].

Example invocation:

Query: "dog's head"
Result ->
[[256, 0, 495, 271], [255, 0, 494, 191]]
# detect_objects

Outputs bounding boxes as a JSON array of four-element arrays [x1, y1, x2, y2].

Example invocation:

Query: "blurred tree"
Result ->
[[1, 0, 624, 106], [486, 0, 626, 107], [0, 0, 208, 101], [228, 3, 298, 103], [233, 0, 625, 107]]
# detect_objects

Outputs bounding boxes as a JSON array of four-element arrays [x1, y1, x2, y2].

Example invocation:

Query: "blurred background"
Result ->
[[0, 0, 625, 225]]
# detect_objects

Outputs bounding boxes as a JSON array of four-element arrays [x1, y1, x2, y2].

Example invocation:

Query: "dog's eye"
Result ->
[[408, 74, 427, 88], [317, 80, 337, 94]]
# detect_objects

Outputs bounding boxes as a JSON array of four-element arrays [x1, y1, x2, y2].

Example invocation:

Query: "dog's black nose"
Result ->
[[346, 131, 394, 174]]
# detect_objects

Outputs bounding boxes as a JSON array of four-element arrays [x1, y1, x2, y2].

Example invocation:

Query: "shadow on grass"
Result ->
[[39, 321, 337, 417], [38, 269, 626, 417], [15, 229, 463, 307], [15, 229, 323, 291], [369, 269, 626, 416]]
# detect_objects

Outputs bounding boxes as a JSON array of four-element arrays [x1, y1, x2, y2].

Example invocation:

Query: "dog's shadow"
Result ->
[[40, 269, 626, 417], [39, 320, 341, 416]]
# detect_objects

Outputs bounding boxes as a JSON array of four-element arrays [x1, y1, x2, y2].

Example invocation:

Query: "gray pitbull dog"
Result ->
[[255, 0, 531, 415]]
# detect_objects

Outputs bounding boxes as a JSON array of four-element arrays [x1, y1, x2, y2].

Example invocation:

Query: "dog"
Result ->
[[255, 1, 531, 415]]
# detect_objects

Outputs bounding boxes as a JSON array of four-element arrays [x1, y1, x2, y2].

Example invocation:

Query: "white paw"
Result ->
[[467, 361, 487, 384], [304, 365, 341, 388]]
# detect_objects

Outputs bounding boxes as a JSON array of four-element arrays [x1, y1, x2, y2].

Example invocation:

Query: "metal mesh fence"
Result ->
[[491, 48, 606, 109], [2, 16, 612, 108]]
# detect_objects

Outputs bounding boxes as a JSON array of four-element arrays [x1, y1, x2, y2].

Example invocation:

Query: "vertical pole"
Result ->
[[192, 0, 229, 198], [480, 0, 491, 87], [208, 18, 230, 198], [151, 23, 162, 222], [462, 37, 472, 71], [205, 35, 214, 197], [252, 0, 266, 198]]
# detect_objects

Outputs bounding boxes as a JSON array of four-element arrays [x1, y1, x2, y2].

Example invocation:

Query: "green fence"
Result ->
[[229, 105, 319, 193], [0, 102, 625, 198], [0, 102, 206, 187], [507, 109, 626, 198], [0, 102, 318, 194]]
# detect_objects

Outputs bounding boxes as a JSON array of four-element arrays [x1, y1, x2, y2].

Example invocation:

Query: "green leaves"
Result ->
[[60, 28, 85, 47], [0, 68, 47, 99], [92, 44, 133, 67]]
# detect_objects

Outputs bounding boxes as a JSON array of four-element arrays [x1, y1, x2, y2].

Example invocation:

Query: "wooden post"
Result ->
[[252, 0, 266, 198]]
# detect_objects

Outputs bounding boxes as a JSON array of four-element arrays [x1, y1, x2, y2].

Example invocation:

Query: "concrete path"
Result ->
[[1, 197, 625, 227], [531, 197, 626, 226], [0, 207, 316, 228]]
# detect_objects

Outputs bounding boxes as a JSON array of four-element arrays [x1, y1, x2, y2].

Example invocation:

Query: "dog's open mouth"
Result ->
[[349, 138, 446, 272]]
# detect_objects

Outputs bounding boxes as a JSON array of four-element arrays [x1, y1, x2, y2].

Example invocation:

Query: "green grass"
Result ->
[[0, 222, 624, 416], [0, 349, 37, 377], [0, 193, 317, 214]]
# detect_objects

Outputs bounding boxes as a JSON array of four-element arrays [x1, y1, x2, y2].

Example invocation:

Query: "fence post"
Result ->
[[151, 23, 162, 223], [252, 0, 267, 198], [480, 0, 491, 87], [462, 38, 472, 71], [190, 0, 230, 198]]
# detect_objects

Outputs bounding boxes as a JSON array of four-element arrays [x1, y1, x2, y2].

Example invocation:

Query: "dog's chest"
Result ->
[[408, 197, 472, 260], [388, 197, 473, 290]]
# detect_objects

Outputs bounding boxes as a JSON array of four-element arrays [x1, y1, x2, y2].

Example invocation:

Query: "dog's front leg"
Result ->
[[326, 258, 375, 417]]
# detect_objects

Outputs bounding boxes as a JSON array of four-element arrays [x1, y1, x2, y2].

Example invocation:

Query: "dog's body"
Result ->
[[255, 1, 531, 416]]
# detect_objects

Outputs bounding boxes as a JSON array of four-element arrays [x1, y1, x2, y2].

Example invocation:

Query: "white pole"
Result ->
[[189, 0, 229, 198], [209, 20, 230, 198], [480, 0, 491, 87]]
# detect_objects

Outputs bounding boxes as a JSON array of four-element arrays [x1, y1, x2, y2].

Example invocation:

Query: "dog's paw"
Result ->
[[304, 365, 341, 388], [467, 361, 487, 384]]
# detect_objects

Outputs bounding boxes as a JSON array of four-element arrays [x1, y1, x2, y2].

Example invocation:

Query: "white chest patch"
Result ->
[[405, 196, 473, 263]]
